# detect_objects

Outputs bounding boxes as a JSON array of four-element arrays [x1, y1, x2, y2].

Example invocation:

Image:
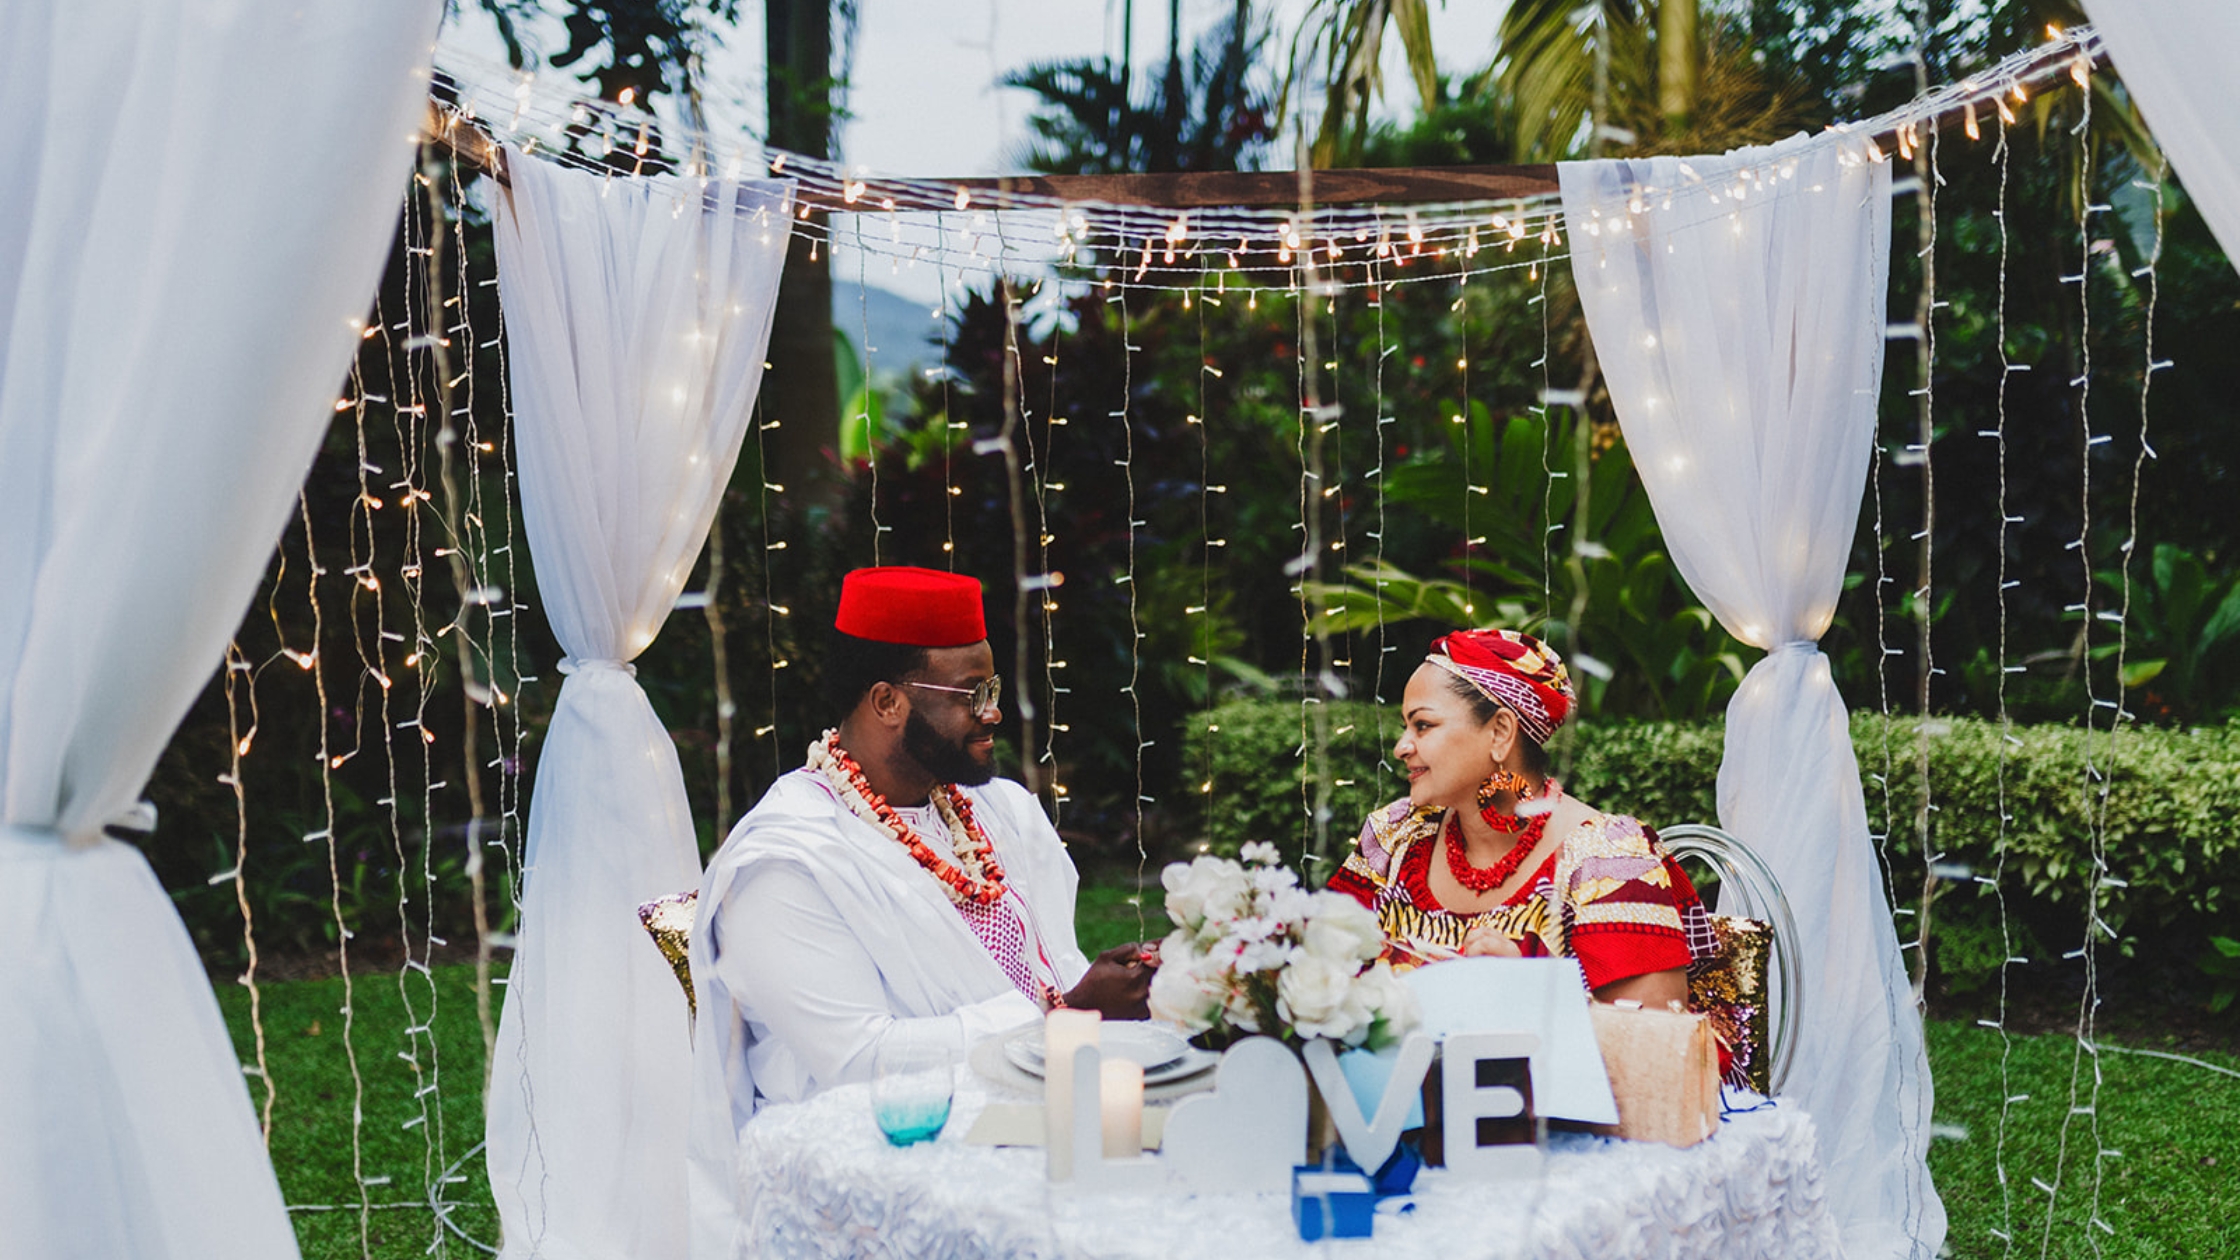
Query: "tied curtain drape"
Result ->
[[0, 1, 443, 1257], [1560, 134, 1944, 1259], [2083, 4, 2240, 270], [487, 151, 792, 1260]]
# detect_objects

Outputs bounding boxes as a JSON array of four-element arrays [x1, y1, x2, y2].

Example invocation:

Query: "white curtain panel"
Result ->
[[2085, 5, 2240, 269], [0, 1, 442, 1257], [487, 151, 792, 1260], [1561, 134, 1944, 1259]]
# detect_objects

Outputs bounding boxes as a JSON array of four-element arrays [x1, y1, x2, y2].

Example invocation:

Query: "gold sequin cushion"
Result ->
[[1687, 915, 1775, 1095], [638, 890, 699, 1021]]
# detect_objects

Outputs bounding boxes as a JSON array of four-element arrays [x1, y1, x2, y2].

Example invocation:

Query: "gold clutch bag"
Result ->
[[1586, 1002, 1721, 1148]]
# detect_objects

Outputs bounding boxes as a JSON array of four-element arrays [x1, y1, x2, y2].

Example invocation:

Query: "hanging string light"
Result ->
[[297, 486, 375, 1251], [1032, 279, 1067, 815], [1116, 289, 1147, 901], [220, 637, 275, 1138], [1986, 98, 2023, 1253], [2040, 55, 2114, 1251], [1368, 225, 1392, 762], [1905, 112, 1944, 1001]]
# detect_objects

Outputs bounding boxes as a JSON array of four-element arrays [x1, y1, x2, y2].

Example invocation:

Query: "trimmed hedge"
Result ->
[[1182, 700, 2240, 958]]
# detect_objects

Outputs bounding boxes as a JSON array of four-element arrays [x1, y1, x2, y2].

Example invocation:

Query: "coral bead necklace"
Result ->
[[1444, 779, 1562, 895], [807, 729, 1008, 907]]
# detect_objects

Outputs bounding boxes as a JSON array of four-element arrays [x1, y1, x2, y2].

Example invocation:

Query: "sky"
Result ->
[[444, 1, 1513, 314], [449, 1, 1512, 179]]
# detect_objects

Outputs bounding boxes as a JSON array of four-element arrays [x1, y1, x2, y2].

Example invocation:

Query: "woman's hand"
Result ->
[[1460, 922, 1524, 958]]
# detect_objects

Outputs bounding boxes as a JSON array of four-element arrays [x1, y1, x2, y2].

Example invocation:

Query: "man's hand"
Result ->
[[1062, 942, 1158, 1020]]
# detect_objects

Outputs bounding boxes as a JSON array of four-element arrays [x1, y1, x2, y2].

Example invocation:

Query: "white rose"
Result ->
[[1249, 863, 1300, 897], [1263, 886, 1314, 935], [1149, 950, 1230, 1032], [1348, 961, 1421, 1047], [1234, 937, 1296, 975], [1161, 856, 1253, 933], [1239, 840, 1281, 866], [1300, 892, 1384, 965], [1276, 954, 1358, 1040]]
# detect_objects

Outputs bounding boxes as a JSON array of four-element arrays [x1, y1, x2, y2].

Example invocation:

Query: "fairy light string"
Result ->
[[1294, 153, 1337, 872], [1987, 100, 2022, 1254], [1903, 109, 1944, 1007], [992, 253, 1042, 798], [1032, 278, 1066, 813], [1114, 287, 1147, 902], [1323, 259, 1356, 814], [297, 487, 373, 1255], [395, 171, 442, 1241], [1456, 273, 1476, 622], [1368, 235, 1392, 768], [937, 211, 958, 564], [2039, 53, 2109, 1255], [1192, 259, 1217, 838], [221, 637, 275, 1139], [857, 214, 884, 565]]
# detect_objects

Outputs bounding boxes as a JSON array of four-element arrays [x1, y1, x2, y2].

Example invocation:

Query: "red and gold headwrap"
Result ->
[[1425, 629, 1575, 747]]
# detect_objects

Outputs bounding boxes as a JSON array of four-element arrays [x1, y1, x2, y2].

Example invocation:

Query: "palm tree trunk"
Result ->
[[1658, 0, 1698, 134]]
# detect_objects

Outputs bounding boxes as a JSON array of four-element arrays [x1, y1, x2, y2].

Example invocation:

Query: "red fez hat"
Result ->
[[834, 566, 987, 647]]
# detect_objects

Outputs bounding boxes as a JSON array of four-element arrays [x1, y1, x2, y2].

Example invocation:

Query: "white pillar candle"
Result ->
[[1099, 1059, 1143, 1158], [1042, 1009, 1101, 1179]]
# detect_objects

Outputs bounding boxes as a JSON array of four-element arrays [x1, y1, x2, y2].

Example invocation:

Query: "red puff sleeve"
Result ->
[[1560, 816, 1696, 992]]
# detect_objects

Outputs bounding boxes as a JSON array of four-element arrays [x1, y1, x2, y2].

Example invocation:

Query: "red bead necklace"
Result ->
[[811, 731, 1009, 907], [1443, 779, 1561, 894]]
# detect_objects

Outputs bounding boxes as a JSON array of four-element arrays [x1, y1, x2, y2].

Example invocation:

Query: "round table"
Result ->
[[733, 1065, 1841, 1259]]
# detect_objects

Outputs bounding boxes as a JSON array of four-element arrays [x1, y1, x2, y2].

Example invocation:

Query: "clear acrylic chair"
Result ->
[[1657, 824, 1803, 1096]]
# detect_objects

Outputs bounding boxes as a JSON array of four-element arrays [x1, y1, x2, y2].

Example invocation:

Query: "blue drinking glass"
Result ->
[[871, 1035, 954, 1147]]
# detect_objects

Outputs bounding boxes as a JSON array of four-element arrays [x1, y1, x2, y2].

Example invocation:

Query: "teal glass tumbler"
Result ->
[[871, 1035, 954, 1147]]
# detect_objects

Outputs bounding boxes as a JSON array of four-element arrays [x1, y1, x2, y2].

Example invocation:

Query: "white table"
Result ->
[[734, 1069, 1841, 1259]]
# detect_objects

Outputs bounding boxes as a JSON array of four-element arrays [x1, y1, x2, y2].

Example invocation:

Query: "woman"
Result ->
[[1327, 628, 1712, 1011]]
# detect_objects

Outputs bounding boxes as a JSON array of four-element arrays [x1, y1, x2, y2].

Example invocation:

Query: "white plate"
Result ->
[[1004, 1022, 1191, 1076]]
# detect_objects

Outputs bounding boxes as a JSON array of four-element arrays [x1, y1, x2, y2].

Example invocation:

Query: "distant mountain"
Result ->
[[832, 280, 946, 383]]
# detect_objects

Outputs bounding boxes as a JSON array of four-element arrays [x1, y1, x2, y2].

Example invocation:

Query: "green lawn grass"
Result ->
[[1924, 1019, 2238, 1258], [215, 884, 2238, 1259], [215, 961, 501, 1259]]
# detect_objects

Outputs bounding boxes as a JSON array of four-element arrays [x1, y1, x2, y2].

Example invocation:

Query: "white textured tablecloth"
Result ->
[[735, 1073, 1840, 1259]]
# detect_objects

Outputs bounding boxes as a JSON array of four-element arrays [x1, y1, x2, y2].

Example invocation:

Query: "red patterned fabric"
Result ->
[[954, 891, 1046, 1002], [1331, 803, 1700, 990], [835, 566, 987, 646], [1426, 628, 1575, 746]]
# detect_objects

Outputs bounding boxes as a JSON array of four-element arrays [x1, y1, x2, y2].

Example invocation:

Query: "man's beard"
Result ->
[[903, 710, 996, 786]]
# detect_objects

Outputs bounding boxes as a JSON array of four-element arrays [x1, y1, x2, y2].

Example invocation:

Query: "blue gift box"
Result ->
[[1291, 1168, 1375, 1241]]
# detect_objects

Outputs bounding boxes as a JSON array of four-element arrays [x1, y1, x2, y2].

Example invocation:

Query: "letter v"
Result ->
[[1300, 1033, 1436, 1174]]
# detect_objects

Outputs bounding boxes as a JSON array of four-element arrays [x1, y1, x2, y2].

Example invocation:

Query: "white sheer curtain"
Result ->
[[0, 1, 442, 1256], [2085, 6, 2240, 268], [1561, 134, 1944, 1259], [487, 151, 792, 1260]]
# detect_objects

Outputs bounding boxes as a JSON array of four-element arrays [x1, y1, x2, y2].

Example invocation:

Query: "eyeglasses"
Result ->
[[903, 675, 1003, 716]]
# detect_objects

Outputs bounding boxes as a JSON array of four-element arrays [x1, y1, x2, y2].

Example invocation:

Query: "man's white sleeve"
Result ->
[[711, 860, 1038, 1091]]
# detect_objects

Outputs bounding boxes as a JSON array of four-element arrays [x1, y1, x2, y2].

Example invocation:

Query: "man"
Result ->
[[686, 565, 1154, 1258]]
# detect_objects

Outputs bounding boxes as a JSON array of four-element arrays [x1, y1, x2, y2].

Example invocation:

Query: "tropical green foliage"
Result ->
[[1308, 406, 1750, 721], [2202, 937, 2240, 1016], [1281, 0, 1442, 166], [1005, 2, 1274, 176]]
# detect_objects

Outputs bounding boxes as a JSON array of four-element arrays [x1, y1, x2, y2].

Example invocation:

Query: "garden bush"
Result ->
[[1182, 699, 2240, 982]]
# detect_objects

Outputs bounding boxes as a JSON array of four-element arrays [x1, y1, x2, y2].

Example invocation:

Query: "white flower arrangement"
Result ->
[[1148, 841, 1420, 1050]]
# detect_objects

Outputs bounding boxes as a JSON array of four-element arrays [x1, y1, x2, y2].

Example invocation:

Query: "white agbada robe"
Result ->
[[686, 767, 1091, 1259]]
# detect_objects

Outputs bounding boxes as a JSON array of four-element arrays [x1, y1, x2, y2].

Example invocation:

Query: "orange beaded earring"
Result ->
[[1476, 767, 1529, 811]]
